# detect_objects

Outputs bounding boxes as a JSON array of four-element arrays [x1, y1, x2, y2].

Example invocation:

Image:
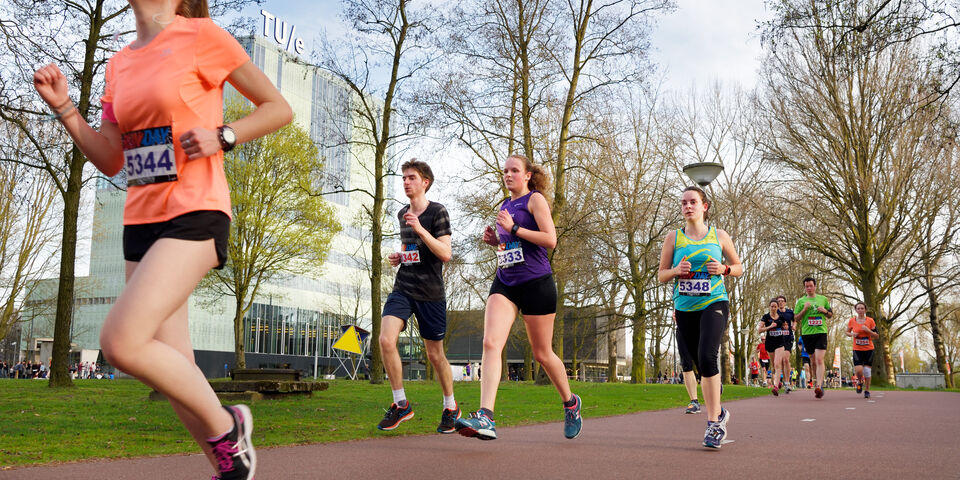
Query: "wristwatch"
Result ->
[[218, 125, 237, 152], [511, 224, 520, 235]]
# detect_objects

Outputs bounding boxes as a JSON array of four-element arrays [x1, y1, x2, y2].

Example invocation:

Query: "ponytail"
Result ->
[[177, 0, 210, 18]]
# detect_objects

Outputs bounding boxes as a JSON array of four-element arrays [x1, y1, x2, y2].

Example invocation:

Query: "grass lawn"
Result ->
[[1, 378, 770, 467]]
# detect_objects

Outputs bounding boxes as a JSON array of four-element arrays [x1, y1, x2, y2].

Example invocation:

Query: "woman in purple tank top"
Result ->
[[454, 155, 582, 441]]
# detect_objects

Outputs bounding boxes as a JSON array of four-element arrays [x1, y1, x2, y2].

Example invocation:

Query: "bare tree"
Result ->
[[0, 0, 259, 387], [759, 0, 954, 384]]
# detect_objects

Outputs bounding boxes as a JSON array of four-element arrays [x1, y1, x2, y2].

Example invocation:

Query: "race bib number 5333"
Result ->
[[497, 241, 525, 268], [122, 126, 177, 187]]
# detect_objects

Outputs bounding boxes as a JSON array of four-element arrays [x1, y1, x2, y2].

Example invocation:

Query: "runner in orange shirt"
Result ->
[[845, 302, 879, 399], [33, 1, 291, 479]]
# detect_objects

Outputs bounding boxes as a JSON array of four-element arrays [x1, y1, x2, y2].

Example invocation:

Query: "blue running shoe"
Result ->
[[702, 421, 726, 449], [685, 399, 701, 414], [564, 394, 582, 439], [455, 410, 497, 440], [377, 402, 414, 431]]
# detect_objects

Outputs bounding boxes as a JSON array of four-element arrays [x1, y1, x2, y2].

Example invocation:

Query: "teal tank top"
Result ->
[[672, 226, 728, 312]]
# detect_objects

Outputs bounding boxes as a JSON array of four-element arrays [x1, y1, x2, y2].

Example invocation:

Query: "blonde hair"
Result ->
[[506, 154, 551, 195]]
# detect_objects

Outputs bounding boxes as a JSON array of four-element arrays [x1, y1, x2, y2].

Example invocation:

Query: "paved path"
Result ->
[[4, 390, 958, 479]]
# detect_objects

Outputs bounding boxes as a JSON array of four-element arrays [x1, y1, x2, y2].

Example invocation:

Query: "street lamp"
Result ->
[[682, 162, 724, 187]]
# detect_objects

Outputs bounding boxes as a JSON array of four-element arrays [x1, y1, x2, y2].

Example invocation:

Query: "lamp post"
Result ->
[[682, 162, 724, 187]]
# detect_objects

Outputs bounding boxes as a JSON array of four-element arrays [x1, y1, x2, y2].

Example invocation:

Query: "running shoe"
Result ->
[[702, 421, 726, 449], [864, 390, 871, 399], [856, 380, 863, 394], [377, 401, 414, 431], [563, 393, 582, 439], [771, 385, 779, 396], [455, 409, 497, 440], [208, 405, 256, 480], [437, 404, 461, 434], [685, 399, 701, 414], [785, 385, 792, 394], [717, 407, 730, 432], [814, 387, 824, 399]]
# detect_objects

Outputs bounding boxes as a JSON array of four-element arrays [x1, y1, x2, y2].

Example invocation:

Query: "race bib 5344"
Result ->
[[122, 126, 176, 186]]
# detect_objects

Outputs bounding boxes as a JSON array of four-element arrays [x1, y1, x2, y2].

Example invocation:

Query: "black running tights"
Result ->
[[675, 301, 729, 378]]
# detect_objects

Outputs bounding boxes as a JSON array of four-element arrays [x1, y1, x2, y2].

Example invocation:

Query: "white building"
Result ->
[[22, 22, 394, 378]]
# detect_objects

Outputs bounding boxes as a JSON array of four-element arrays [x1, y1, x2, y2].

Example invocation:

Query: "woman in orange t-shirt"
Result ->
[[32, 1, 291, 478], [845, 302, 879, 399]]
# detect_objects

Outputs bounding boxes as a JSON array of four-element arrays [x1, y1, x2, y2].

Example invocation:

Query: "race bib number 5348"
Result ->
[[122, 126, 177, 186], [677, 272, 711, 296]]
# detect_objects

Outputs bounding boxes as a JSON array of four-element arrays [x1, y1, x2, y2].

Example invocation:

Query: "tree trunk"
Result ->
[[48, 162, 82, 388], [233, 297, 246, 369], [926, 282, 953, 388], [606, 316, 618, 382], [631, 311, 646, 384], [524, 343, 533, 381], [720, 328, 731, 384], [369, 199, 384, 384]]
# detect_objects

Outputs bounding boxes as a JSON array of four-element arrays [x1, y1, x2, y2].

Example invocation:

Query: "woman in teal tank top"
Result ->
[[658, 185, 743, 449]]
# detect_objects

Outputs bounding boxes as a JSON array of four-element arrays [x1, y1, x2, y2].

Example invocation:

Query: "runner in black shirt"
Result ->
[[376, 160, 459, 434]]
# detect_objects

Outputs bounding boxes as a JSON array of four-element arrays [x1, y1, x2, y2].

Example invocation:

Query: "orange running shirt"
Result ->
[[848, 316, 876, 351], [101, 15, 249, 225]]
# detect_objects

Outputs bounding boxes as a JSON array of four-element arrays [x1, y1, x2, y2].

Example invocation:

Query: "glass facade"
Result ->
[[242, 302, 354, 357]]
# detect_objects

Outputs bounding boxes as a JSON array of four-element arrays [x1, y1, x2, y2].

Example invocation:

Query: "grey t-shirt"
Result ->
[[392, 201, 452, 301]]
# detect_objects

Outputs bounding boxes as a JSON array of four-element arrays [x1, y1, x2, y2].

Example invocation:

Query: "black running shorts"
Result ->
[[489, 274, 557, 316], [801, 333, 828, 356], [852, 349, 874, 366], [123, 210, 230, 269]]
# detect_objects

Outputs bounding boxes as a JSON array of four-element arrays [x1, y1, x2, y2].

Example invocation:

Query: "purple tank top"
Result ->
[[495, 190, 552, 286]]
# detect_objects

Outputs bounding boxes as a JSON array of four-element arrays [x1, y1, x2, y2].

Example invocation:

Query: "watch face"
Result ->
[[223, 127, 236, 144]]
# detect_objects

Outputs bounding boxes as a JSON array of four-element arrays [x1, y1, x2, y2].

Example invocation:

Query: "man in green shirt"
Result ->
[[794, 277, 833, 399]]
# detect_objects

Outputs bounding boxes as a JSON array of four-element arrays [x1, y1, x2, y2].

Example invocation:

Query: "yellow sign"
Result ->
[[332, 326, 363, 355]]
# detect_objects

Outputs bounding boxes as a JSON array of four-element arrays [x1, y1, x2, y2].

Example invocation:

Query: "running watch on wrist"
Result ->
[[511, 224, 520, 235], [218, 125, 237, 152]]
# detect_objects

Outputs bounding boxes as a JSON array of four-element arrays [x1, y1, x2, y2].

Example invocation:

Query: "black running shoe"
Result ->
[[208, 405, 256, 480], [377, 401, 414, 431], [437, 404, 461, 434], [856, 381, 863, 394]]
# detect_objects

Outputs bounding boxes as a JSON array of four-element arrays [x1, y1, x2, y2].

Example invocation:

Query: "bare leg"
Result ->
[[479, 294, 517, 411], [424, 339, 454, 397], [701, 374, 721, 422], [522, 313, 572, 403], [378, 316, 406, 393], [100, 238, 232, 437], [683, 370, 698, 401], [814, 349, 826, 388]]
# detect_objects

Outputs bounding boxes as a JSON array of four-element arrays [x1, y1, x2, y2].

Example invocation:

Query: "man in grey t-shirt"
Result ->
[[376, 160, 459, 434]]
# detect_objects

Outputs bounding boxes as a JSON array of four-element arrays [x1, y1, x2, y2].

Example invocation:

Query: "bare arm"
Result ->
[[33, 63, 124, 176], [180, 61, 292, 160], [658, 231, 689, 283], [498, 192, 556, 249]]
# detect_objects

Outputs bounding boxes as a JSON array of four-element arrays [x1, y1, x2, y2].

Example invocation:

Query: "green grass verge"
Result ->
[[1, 378, 770, 467]]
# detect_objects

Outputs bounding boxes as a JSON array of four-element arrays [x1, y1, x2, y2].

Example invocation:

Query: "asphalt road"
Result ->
[[4, 389, 958, 479]]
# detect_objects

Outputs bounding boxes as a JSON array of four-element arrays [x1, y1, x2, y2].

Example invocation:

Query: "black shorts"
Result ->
[[382, 291, 447, 341], [801, 333, 828, 356], [802, 356, 811, 365], [489, 274, 557, 316], [750, 373, 759, 380], [123, 210, 229, 269], [761, 359, 769, 368], [765, 340, 780, 353], [852, 349, 874, 366], [782, 335, 794, 351]]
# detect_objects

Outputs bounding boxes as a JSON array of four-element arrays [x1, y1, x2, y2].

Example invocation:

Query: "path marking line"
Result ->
[[801, 418, 816, 422], [845, 407, 856, 410]]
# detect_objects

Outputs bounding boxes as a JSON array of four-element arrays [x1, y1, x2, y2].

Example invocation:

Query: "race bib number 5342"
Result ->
[[400, 244, 420, 265], [122, 126, 177, 186]]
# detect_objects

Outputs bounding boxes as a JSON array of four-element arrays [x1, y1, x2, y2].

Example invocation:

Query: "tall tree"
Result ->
[[0, 0, 257, 387], [202, 100, 339, 369], [317, 0, 434, 384], [760, 0, 952, 385]]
